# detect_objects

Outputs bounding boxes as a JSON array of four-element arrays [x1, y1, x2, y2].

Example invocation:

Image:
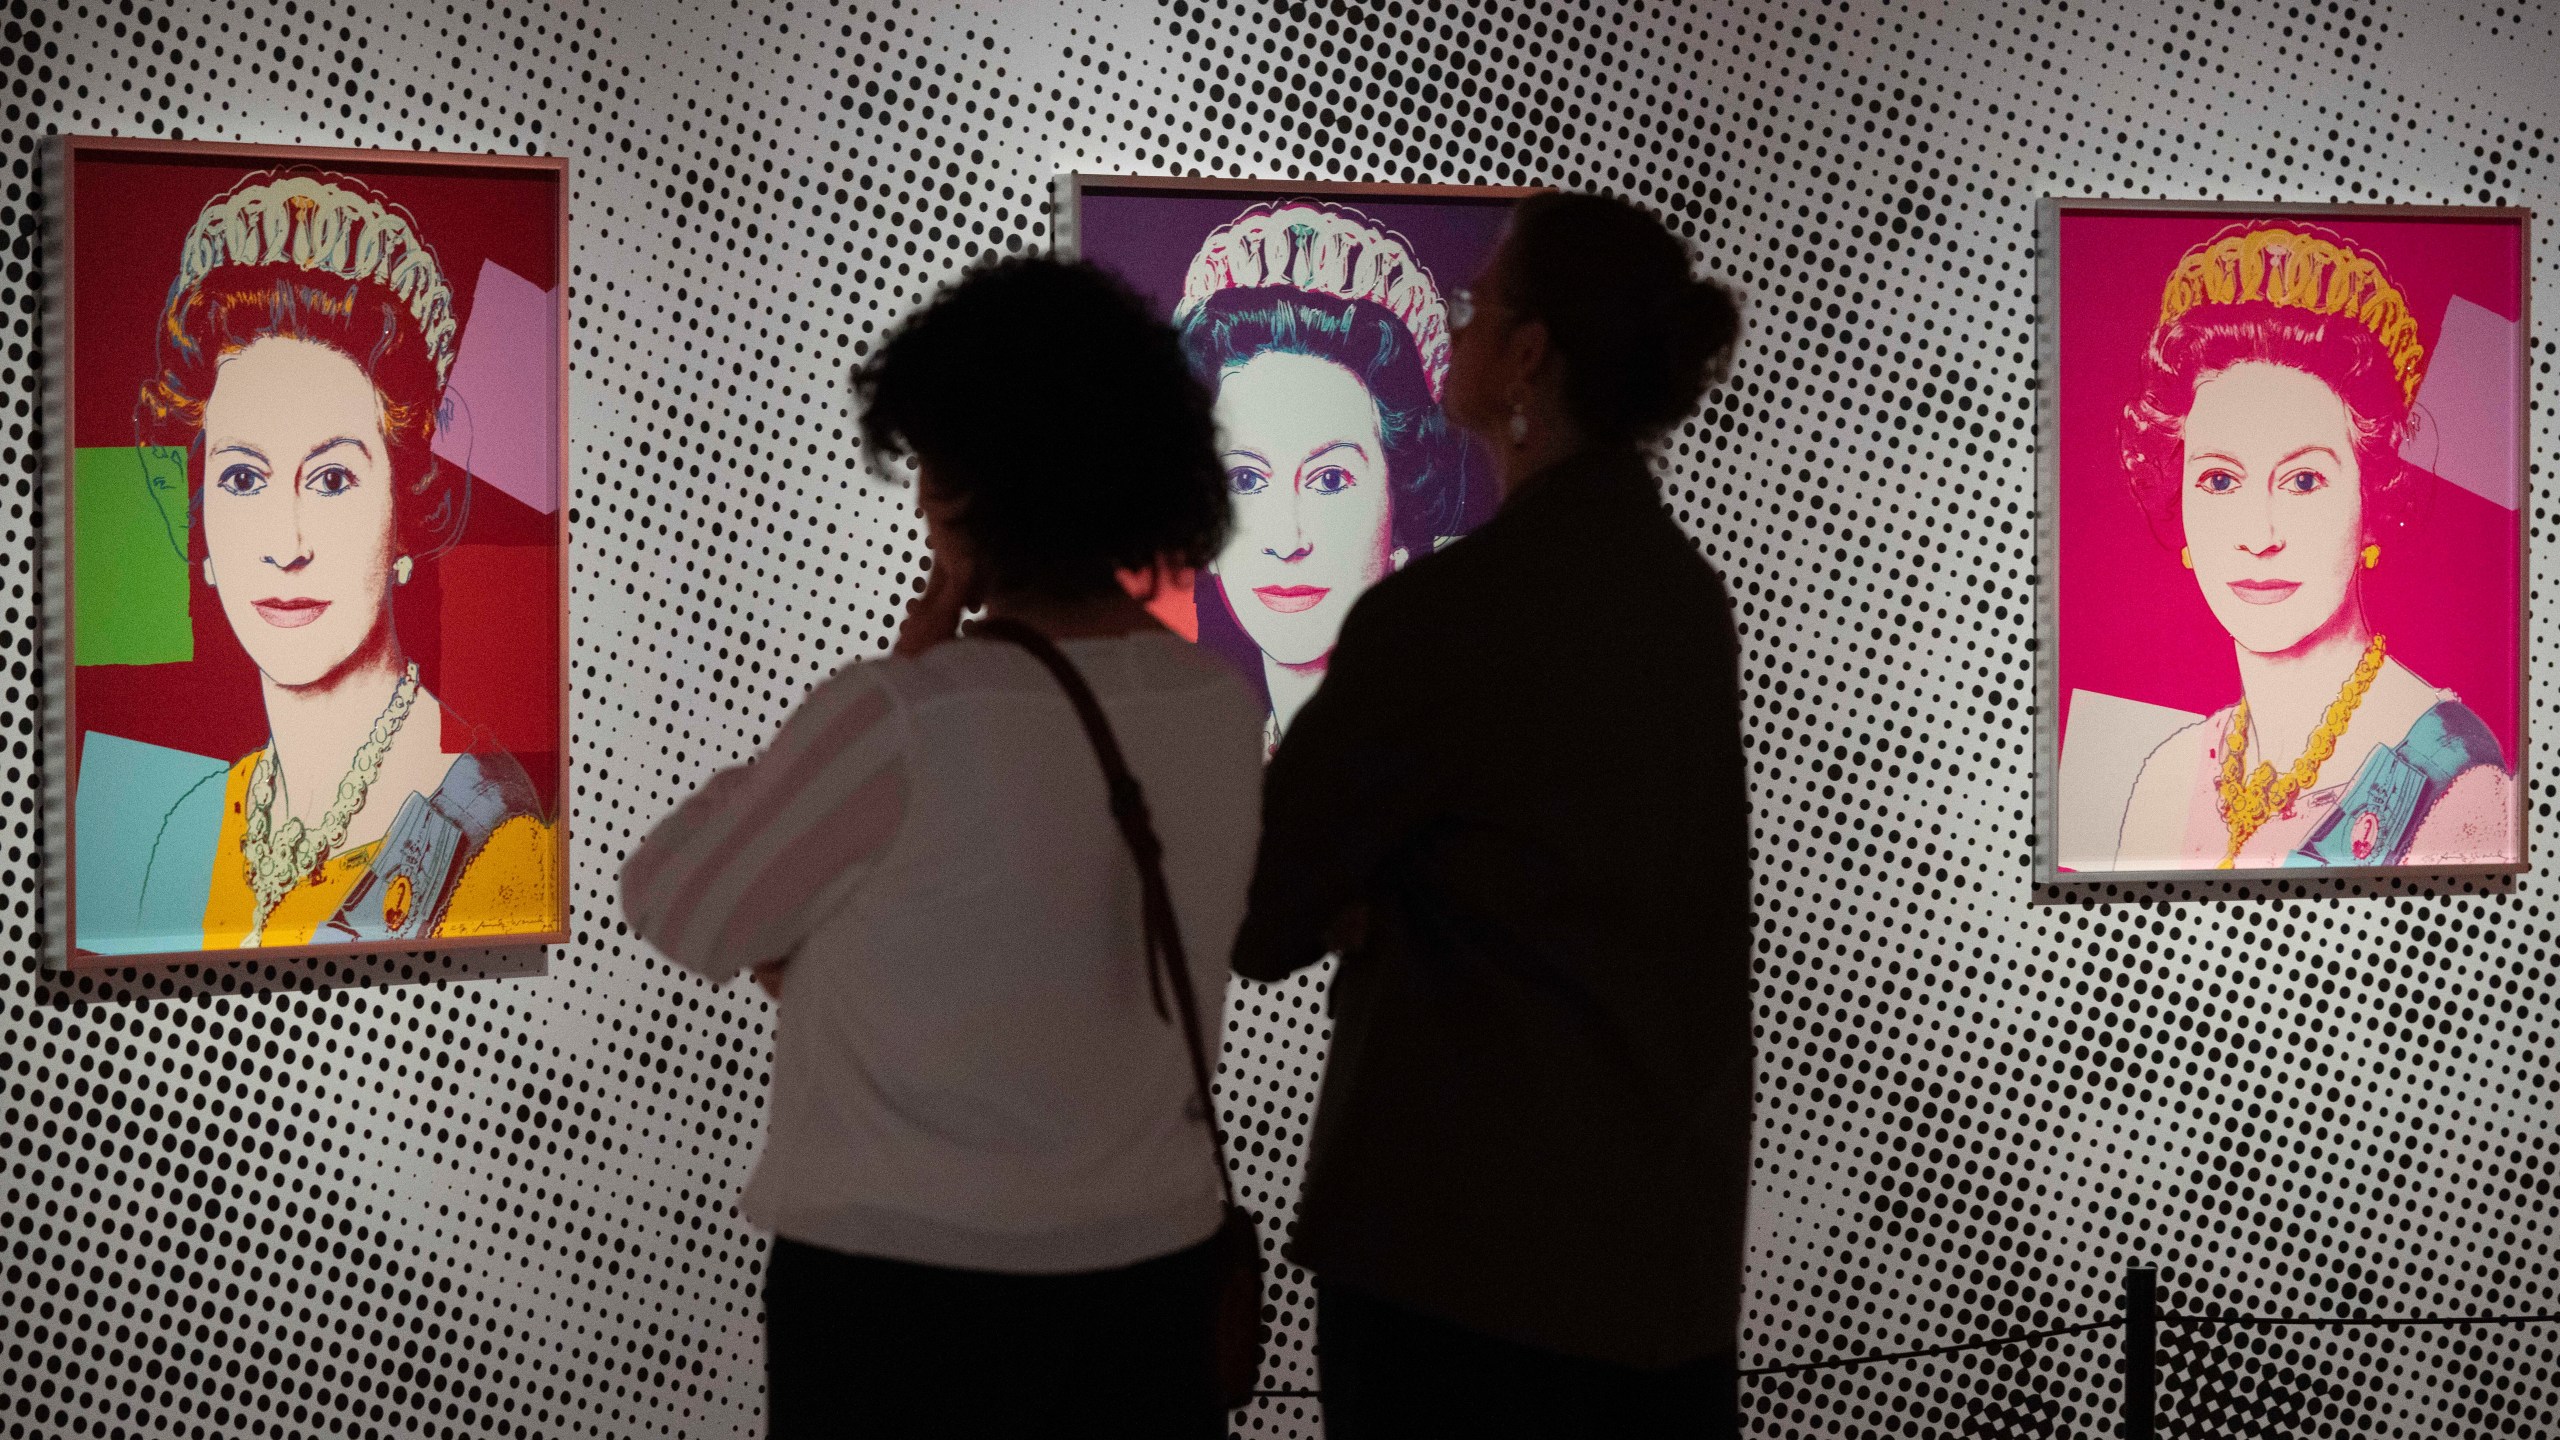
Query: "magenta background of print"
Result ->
[[2054, 209, 2526, 766]]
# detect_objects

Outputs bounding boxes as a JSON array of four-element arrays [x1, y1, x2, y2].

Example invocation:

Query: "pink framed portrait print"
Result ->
[[2038, 200, 2531, 882], [45, 137, 571, 966]]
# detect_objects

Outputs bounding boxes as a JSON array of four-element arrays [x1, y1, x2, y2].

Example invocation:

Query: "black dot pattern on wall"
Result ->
[[4, 1, 2555, 1437]]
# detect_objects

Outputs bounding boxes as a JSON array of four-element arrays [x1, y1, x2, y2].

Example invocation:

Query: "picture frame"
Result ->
[[2035, 199, 2531, 884], [44, 136, 572, 967]]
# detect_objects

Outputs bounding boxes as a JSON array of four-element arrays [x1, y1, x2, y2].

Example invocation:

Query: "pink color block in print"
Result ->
[[433, 259, 561, 515], [2400, 294, 2522, 512]]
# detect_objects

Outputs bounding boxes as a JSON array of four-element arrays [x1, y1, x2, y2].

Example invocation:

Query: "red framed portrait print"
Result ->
[[45, 137, 571, 966]]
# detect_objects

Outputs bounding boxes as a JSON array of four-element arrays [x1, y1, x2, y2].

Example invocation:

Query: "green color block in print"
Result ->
[[73, 447, 194, 667]]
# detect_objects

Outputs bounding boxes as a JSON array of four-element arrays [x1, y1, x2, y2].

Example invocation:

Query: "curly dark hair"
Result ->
[[1177, 286, 1468, 554], [854, 256, 1231, 600], [1502, 192, 1743, 444]]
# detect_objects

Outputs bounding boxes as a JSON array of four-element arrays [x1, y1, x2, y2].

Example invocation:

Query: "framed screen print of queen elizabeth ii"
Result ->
[[45, 137, 570, 967], [1063, 176, 1534, 756], [2037, 200, 2530, 882]]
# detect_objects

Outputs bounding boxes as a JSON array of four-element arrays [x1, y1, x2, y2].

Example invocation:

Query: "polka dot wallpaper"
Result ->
[[5, 1, 2554, 1436]]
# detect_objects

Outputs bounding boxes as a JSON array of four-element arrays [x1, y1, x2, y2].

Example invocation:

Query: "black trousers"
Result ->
[[1317, 1281, 1743, 1439], [763, 1233, 1225, 1439]]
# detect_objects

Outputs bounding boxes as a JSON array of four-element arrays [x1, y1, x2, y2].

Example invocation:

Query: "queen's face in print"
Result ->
[[2178, 360, 2368, 658], [1209, 349, 1400, 669], [199, 336, 405, 688]]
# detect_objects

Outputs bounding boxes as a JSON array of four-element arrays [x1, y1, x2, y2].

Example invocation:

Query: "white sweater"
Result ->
[[622, 631, 1264, 1273]]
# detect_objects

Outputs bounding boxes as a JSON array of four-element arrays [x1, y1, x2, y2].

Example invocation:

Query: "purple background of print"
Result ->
[[2055, 209, 2527, 774], [1078, 187, 1519, 329]]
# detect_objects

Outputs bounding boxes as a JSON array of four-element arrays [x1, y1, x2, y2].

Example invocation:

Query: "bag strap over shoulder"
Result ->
[[972, 617, 1237, 1210]]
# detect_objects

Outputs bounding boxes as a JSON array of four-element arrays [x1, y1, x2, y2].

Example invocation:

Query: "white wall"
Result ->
[[5, 1, 2554, 1434]]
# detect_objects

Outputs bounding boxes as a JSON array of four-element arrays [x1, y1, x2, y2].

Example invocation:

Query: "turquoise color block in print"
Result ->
[[74, 731, 229, 956]]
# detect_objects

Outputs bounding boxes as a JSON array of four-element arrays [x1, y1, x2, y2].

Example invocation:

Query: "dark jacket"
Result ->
[[1232, 446, 1755, 1369]]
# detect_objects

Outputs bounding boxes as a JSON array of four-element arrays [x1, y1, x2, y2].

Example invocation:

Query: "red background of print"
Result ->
[[69, 147, 563, 816]]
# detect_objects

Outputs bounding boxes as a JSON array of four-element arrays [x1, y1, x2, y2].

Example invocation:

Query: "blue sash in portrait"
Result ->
[[318, 749, 543, 944], [2289, 700, 2506, 868]]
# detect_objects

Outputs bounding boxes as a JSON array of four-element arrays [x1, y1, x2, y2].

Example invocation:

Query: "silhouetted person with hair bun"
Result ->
[[1233, 192, 1752, 1438]]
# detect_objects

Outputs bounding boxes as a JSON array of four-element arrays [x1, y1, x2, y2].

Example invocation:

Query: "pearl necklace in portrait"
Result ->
[[240, 663, 423, 946]]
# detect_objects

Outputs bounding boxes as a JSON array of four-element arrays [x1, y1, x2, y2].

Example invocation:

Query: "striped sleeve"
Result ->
[[619, 664, 910, 982]]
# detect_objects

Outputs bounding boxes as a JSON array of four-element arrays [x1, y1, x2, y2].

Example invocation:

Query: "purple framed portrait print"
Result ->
[[1061, 176, 1534, 755]]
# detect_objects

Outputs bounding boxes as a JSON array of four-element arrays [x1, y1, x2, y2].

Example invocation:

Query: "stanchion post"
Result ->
[[2124, 1264, 2159, 1440]]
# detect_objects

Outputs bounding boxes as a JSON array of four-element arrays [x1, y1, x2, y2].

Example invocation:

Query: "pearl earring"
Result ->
[[394, 555, 414, 586], [202, 558, 217, 587], [1507, 405, 1530, 445]]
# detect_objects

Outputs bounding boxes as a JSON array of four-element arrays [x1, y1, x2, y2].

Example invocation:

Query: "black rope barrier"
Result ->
[[2164, 1313, 2560, 1328], [1243, 1264, 2560, 1417], [1740, 1318, 2122, 1378]]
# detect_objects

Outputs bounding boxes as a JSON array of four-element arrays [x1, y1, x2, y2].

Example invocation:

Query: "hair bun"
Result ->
[[1506, 192, 1744, 444], [1683, 277, 1744, 378]]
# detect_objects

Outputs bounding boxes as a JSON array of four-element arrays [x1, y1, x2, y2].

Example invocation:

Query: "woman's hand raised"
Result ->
[[893, 551, 977, 658]]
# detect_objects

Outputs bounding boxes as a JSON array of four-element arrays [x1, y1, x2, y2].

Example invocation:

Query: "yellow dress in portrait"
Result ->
[[201, 752, 558, 948]]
